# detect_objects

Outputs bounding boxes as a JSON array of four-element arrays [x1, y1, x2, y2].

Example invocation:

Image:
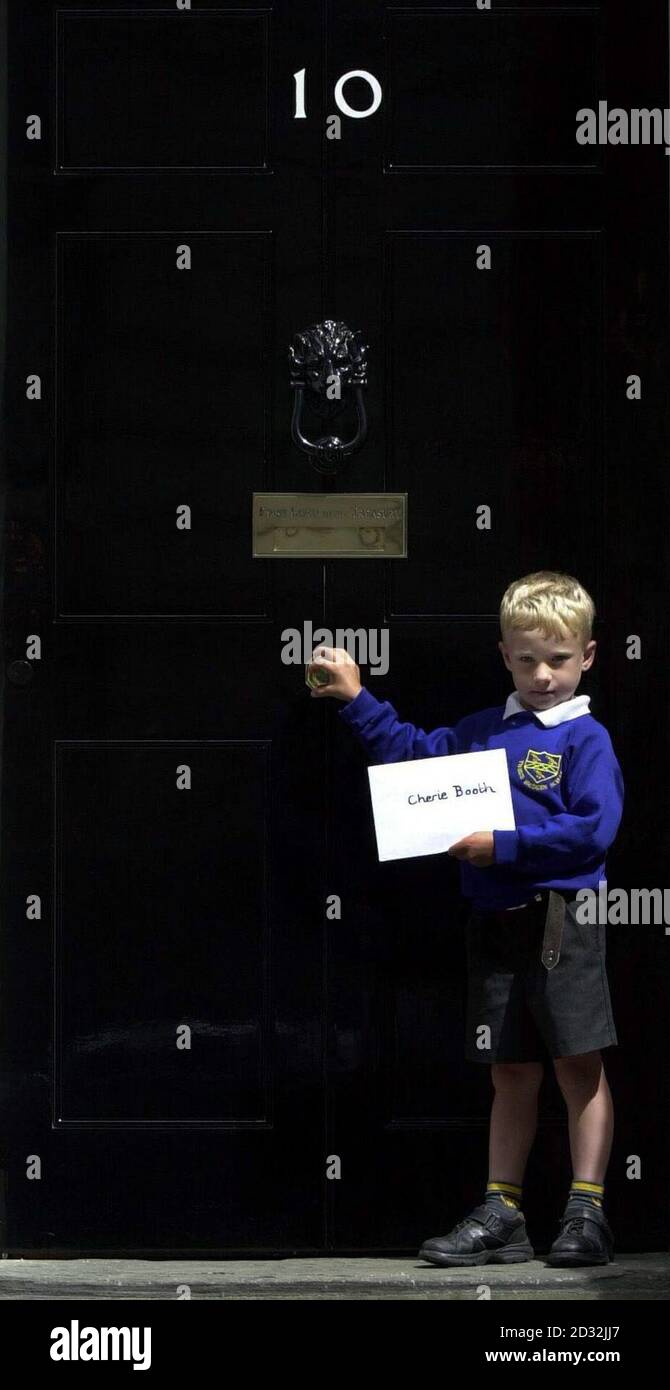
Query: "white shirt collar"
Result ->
[[502, 690, 591, 727]]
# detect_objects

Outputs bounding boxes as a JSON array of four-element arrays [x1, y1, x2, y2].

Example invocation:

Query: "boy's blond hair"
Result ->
[[500, 571, 595, 650]]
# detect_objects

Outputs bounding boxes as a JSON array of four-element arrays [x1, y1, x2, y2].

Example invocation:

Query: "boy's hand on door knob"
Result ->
[[306, 647, 362, 702]]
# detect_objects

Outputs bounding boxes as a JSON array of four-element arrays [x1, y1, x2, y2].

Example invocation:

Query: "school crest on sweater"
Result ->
[[516, 748, 563, 789]]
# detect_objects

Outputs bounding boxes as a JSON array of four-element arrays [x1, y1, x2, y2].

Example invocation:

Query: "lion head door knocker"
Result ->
[[288, 319, 369, 476]]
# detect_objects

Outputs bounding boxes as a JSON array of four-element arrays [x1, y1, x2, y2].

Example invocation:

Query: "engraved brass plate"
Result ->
[[252, 493, 407, 558]]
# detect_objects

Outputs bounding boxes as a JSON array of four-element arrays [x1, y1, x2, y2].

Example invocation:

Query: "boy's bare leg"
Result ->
[[552, 1051, 613, 1182], [488, 1061, 544, 1185]]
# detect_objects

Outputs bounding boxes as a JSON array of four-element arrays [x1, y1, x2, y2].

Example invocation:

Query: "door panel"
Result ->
[[329, 0, 669, 1252], [3, 0, 327, 1253], [57, 232, 273, 618]]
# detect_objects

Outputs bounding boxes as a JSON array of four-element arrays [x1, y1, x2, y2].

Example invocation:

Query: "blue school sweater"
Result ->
[[338, 686, 624, 912]]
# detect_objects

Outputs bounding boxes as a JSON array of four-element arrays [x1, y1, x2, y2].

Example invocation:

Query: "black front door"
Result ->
[[1, 0, 668, 1254]]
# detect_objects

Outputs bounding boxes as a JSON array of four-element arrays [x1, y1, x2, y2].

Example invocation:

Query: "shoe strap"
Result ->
[[562, 1201, 612, 1238]]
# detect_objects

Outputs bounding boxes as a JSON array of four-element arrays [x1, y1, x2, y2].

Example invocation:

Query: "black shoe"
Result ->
[[418, 1202, 534, 1267], [545, 1200, 614, 1267]]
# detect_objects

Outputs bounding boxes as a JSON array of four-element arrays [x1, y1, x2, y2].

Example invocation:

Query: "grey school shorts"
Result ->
[[464, 890, 618, 1064]]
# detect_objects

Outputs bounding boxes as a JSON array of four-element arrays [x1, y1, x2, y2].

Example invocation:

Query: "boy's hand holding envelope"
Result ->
[[446, 831, 495, 867]]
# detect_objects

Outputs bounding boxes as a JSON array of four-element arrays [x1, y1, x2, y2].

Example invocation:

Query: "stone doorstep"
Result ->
[[0, 1254, 669, 1297]]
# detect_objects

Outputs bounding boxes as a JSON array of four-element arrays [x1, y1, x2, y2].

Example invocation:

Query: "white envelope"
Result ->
[[367, 748, 516, 862]]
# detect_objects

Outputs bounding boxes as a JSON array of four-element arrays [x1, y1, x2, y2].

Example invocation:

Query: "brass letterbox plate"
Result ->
[[252, 493, 407, 558]]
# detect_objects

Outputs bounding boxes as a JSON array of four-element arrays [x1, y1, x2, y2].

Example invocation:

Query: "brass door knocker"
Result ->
[[289, 318, 368, 476]]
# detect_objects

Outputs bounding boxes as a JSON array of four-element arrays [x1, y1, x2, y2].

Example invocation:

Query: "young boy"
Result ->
[[307, 571, 624, 1267]]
